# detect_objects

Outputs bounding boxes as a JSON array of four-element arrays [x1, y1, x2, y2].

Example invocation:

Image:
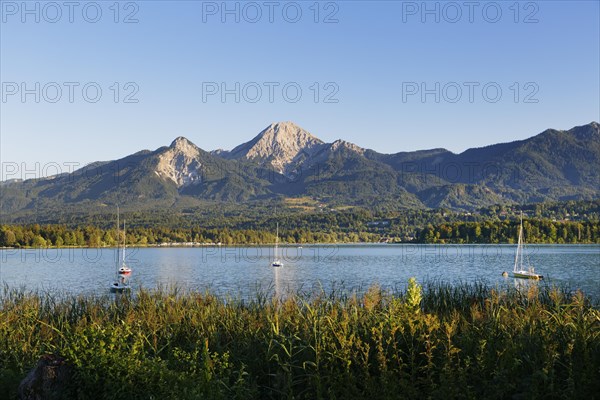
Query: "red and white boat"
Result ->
[[110, 206, 132, 291]]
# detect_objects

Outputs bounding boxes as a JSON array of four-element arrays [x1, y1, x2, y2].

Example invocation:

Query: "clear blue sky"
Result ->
[[1, 0, 599, 175]]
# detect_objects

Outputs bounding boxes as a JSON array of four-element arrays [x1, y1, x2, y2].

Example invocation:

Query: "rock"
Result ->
[[155, 137, 204, 187], [226, 122, 327, 176], [18, 354, 72, 400]]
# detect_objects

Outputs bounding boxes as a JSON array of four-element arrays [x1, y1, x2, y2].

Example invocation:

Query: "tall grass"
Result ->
[[1, 281, 599, 399]]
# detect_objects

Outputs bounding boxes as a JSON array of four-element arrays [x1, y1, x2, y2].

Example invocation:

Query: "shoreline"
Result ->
[[1, 242, 599, 250]]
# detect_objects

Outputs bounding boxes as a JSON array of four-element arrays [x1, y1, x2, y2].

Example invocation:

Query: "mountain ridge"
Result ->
[[1, 121, 598, 220]]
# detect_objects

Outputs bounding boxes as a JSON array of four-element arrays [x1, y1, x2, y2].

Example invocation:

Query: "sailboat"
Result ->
[[110, 206, 131, 292], [512, 212, 543, 280], [118, 219, 132, 276], [272, 222, 283, 267]]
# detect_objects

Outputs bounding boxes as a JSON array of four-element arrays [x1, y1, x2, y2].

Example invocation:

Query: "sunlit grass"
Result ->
[[1, 281, 599, 399]]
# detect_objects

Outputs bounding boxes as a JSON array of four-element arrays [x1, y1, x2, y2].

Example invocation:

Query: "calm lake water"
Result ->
[[1, 245, 599, 299]]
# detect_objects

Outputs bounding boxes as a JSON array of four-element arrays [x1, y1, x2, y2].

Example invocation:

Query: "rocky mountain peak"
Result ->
[[156, 137, 203, 187], [249, 121, 324, 154], [330, 139, 365, 155], [587, 121, 599, 135], [228, 121, 326, 175], [170, 136, 198, 152]]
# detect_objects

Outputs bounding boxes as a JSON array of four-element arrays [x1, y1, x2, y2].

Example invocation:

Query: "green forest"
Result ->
[[1, 200, 598, 247], [417, 219, 599, 244], [1, 218, 598, 247]]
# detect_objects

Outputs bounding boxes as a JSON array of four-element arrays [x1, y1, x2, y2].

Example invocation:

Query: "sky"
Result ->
[[1, 0, 599, 179]]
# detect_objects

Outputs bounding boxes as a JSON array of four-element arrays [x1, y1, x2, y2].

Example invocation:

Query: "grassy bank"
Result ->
[[1, 281, 599, 399]]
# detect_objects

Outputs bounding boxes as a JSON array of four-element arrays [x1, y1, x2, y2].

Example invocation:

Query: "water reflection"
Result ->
[[273, 263, 281, 300], [512, 277, 540, 294]]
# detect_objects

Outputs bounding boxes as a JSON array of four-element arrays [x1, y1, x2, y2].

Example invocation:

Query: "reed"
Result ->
[[1, 281, 598, 399]]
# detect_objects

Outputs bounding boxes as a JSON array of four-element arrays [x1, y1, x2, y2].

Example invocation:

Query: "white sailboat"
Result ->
[[118, 219, 132, 276], [110, 206, 131, 292], [512, 212, 543, 280], [272, 222, 283, 267]]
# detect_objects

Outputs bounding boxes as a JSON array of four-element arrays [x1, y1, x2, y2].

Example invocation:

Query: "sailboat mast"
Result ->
[[520, 212, 525, 270], [116, 205, 120, 271], [123, 219, 126, 262], [275, 222, 279, 258], [514, 212, 523, 272]]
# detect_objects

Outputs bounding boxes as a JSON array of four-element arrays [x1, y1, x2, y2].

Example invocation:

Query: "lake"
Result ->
[[1, 244, 599, 299]]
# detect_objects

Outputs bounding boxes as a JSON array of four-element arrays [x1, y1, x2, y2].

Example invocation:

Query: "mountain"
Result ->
[[217, 122, 326, 177], [1, 121, 598, 221], [0, 135, 273, 218], [155, 137, 205, 187]]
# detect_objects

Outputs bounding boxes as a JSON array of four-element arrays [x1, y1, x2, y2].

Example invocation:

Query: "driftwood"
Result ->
[[18, 354, 72, 400]]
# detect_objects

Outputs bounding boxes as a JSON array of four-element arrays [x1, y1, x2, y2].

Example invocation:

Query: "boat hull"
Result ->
[[110, 284, 131, 292], [512, 271, 543, 280]]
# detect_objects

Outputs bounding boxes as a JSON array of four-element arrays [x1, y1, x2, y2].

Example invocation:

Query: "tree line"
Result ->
[[0, 218, 598, 247], [417, 219, 599, 244], [0, 224, 379, 247]]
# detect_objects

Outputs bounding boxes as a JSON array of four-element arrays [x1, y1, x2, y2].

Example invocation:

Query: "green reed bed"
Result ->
[[1, 280, 599, 399]]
